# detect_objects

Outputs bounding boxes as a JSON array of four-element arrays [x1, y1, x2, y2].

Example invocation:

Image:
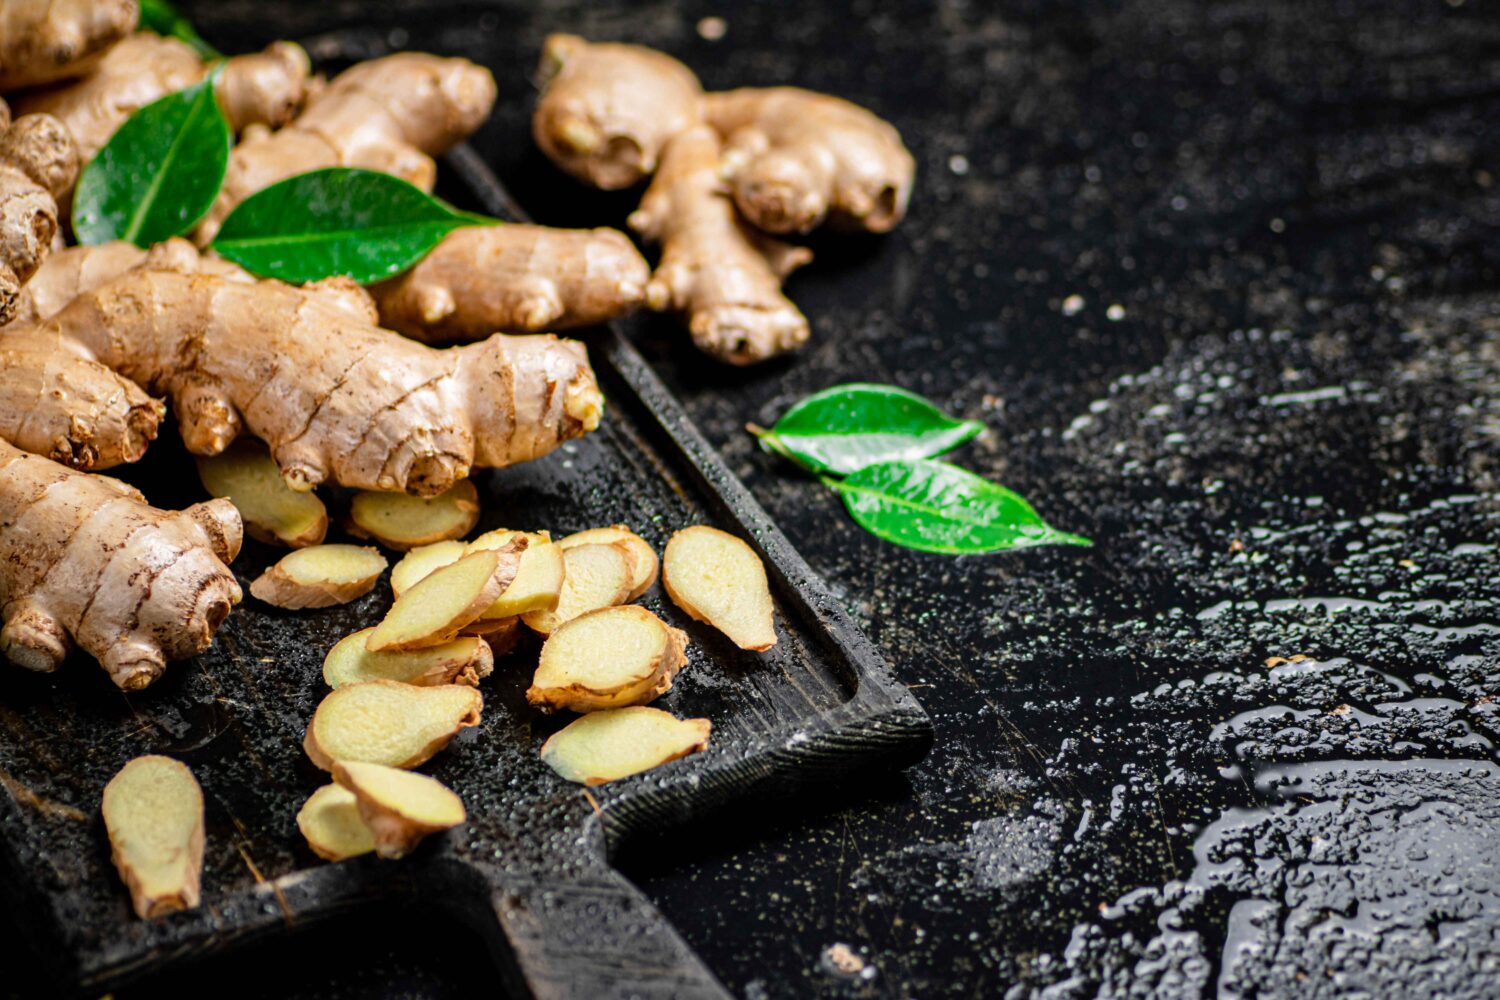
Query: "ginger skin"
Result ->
[[372, 224, 650, 342], [197, 52, 496, 242], [629, 125, 811, 365], [533, 34, 704, 190], [704, 87, 915, 235], [0, 0, 138, 92], [0, 99, 78, 324], [0, 439, 242, 689]]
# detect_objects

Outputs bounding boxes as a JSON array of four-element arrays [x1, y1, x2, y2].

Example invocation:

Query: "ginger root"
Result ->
[[197, 438, 327, 548], [323, 628, 492, 689], [521, 541, 632, 636], [533, 34, 703, 190], [250, 544, 387, 610], [663, 525, 777, 651], [296, 783, 375, 862], [527, 605, 688, 713], [0, 100, 78, 325], [101, 755, 204, 918], [303, 679, 482, 771], [629, 126, 811, 365], [347, 481, 479, 551], [540, 706, 711, 786], [0, 439, 241, 689], [558, 524, 657, 601], [332, 760, 465, 859], [0, 0, 137, 92], [366, 543, 522, 652], [705, 87, 914, 235]]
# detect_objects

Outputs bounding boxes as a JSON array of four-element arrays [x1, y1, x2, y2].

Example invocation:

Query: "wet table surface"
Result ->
[[20, 0, 1500, 997]]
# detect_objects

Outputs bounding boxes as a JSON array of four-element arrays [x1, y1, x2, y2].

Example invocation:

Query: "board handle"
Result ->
[[485, 860, 732, 1000]]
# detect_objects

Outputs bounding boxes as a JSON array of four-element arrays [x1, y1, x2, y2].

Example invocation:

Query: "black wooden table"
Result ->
[[16, 1, 1500, 997]]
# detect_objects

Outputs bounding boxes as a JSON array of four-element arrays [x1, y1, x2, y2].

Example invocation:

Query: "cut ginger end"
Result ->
[[197, 439, 328, 548], [540, 707, 711, 786], [323, 628, 492, 689], [101, 755, 205, 919], [250, 544, 388, 609], [528, 605, 688, 713], [662, 526, 777, 651], [366, 545, 519, 652], [521, 542, 633, 635], [333, 760, 465, 859], [348, 480, 480, 550], [303, 679, 482, 771], [297, 784, 375, 862]]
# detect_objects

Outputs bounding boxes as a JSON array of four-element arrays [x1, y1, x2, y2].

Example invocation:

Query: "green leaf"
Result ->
[[72, 71, 231, 247], [753, 383, 984, 475], [826, 459, 1091, 554], [138, 0, 222, 60], [212, 168, 499, 285]]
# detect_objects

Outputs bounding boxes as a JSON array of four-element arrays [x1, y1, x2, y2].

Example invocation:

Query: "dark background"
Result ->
[[75, 0, 1500, 996]]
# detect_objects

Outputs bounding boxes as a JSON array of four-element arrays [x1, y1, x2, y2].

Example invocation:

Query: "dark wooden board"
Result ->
[[0, 146, 931, 997]]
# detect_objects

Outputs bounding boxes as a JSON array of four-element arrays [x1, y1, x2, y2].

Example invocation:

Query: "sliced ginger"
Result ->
[[366, 543, 522, 652], [250, 545, 387, 609], [101, 756, 205, 919], [469, 529, 565, 618], [540, 707, 711, 785], [296, 784, 375, 862], [332, 760, 465, 859], [390, 540, 468, 597], [662, 526, 777, 651], [522, 542, 633, 636], [558, 525, 658, 600], [347, 481, 480, 550], [197, 439, 328, 548], [303, 680, 482, 771], [528, 605, 687, 713], [323, 629, 492, 689]]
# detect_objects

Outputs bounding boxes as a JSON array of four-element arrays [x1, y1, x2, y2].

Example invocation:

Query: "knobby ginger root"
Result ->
[[0, 100, 78, 324], [558, 524, 657, 601], [533, 34, 703, 190], [521, 541, 633, 635], [372, 224, 649, 343], [663, 525, 777, 651], [296, 783, 375, 862], [390, 539, 468, 597], [527, 605, 687, 713], [629, 126, 811, 365], [0, 268, 603, 492], [197, 438, 327, 548], [323, 628, 492, 689], [198, 52, 496, 242], [540, 706, 711, 785], [347, 481, 479, 551], [250, 544, 387, 610], [469, 529, 564, 618], [704, 88, 915, 235], [0, 0, 137, 91], [101, 755, 204, 918], [366, 543, 523, 652], [0, 440, 241, 689], [303, 679, 482, 771], [332, 760, 465, 859]]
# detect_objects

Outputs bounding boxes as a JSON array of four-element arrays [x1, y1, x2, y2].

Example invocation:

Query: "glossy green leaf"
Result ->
[[72, 71, 230, 247], [138, 0, 222, 60], [826, 459, 1091, 554], [213, 168, 499, 285], [754, 383, 984, 475]]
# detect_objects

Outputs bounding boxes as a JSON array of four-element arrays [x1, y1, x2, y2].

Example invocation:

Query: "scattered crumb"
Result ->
[[823, 942, 866, 976], [1062, 294, 1085, 316], [1106, 304, 1126, 321], [696, 16, 727, 40], [948, 154, 969, 175], [1228, 539, 1245, 553]]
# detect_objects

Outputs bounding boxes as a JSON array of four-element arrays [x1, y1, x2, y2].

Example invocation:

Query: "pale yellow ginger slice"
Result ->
[[390, 539, 467, 597], [101, 756, 205, 919], [521, 542, 633, 635], [468, 529, 565, 618], [197, 439, 328, 548], [558, 525, 658, 600], [528, 605, 688, 713], [540, 706, 711, 785], [366, 543, 522, 652], [250, 545, 387, 609], [459, 614, 523, 653], [332, 760, 465, 859], [322, 628, 493, 689], [296, 784, 375, 862], [347, 481, 480, 550], [303, 680, 482, 771], [662, 526, 777, 651]]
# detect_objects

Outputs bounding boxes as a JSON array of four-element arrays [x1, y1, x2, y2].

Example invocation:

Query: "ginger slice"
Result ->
[[303, 680, 482, 771], [468, 529, 564, 618], [296, 784, 375, 862], [558, 525, 658, 601], [332, 761, 465, 859], [250, 544, 387, 609], [347, 481, 480, 550], [527, 605, 688, 713], [366, 543, 523, 652], [540, 707, 711, 785], [322, 628, 492, 689], [197, 439, 328, 548], [521, 542, 633, 636], [101, 756, 205, 918], [662, 526, 777, 651], [390, 539, 467, 597]]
